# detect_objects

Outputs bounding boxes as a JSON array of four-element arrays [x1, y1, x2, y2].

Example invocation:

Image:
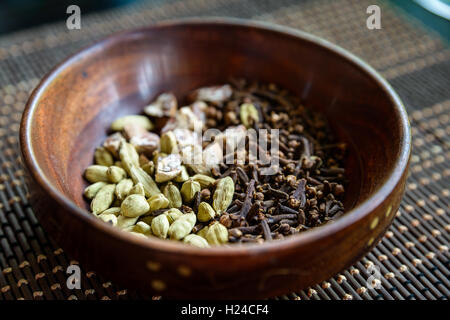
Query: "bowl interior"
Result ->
[[25, 22, 406, 225]]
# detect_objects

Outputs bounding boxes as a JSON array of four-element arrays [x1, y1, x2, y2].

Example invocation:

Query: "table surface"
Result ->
[[0, 0, 448, 300]]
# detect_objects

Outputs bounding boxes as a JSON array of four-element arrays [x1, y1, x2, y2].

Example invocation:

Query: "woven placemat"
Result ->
[[0, 0, 448, 300]]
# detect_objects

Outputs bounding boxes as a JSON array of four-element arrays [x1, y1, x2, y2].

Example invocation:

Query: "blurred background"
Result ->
[[0, 0, 448, 41]]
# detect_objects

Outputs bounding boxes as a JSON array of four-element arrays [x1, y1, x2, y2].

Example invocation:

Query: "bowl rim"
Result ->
[[20, 17, 411, 257]]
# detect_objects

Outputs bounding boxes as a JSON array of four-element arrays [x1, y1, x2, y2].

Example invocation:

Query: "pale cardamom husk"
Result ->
[[197, 226, 209, 239], [174, 165, 189, 183], [119, 141, 140, 175], [147, 194, 170, 212], [180, 179, 201, 204], [168, 212, 196, 240], [165, 208, 183, 224], [94, 147, 114, 166], [85, 165, 110, 183], [205, 222, 229, 245], [115, 179, 133, 201], [110, 115, 153, 131], [133, 221, 152, 235], [191, 174, 215, 188], [163, 182, 182, 208], [240, 103, 259, 128], [183, 234, 210, 248], [106, 165, 127, 183], [128, 182, 145, 196], [101, 207, 121, 216], [121, 194, 150, 217], [139, 215, 154, 226], [141, 161, 155, 176], [91, 184, 116, 215], [116, 215, 138, 229], [197, 202, 216, 222], [84, 181, 107, 199], [98, 213, 118, 226], [212, 176, 235, 214], [151, 214, 170, 238], [160, 131, 178, 154], [129, 166, 160, 197]]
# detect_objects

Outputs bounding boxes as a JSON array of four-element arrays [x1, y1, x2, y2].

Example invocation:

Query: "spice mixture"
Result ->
[[83, 79, 347, 247]]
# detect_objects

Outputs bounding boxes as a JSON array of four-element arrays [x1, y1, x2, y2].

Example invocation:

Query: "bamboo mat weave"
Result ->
[[0, 0, 448, 300]]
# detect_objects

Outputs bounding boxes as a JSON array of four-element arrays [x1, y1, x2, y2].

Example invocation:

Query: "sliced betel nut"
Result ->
[[188, 84, 232, 103], [144, 92, 177, 118], [155, 154, 182, 183], [123, 123, 160, 157]]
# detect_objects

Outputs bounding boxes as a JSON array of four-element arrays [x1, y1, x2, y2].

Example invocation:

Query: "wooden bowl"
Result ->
[[20, 18, 411, 299]]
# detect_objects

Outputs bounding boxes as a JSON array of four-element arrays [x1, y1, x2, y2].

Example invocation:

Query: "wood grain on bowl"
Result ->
[[20, 18, 410, 299]]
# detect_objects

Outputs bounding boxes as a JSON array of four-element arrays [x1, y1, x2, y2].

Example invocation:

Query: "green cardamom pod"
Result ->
[[84, 181, 107, 199], [129, 166, 160, 197], [147, 193, 170, 212], [115, 179, 133, 201], [163, 182, 182, 208], [119, 141, 140, 175], [94, 147, 114, 166], [90, 184, 116, 215], [121, 194, 150, 217], [212, 176, 235, 214], [107, 165, 127, 183], [174, 165, 189, 183], [114, 161, 124, 169], [116, 215, 138, 229], [197, 226, 209, 239], [183, 234, 210, 248], [168, 212, 196, 240], [110, 115, 153, 131], [151, 214, 170, 238], [191, 174, 215, 188], [197, 202, 216, 222], [133, 221, 152, 235], [128, 182, 145, 196], [139, 215, 154, 226], [160, 131, 178, 154], [101, 207, 121, 216], [85, 165, 110, 183], [97, 213, 118, 226], [180, 179, 201, 204], [239, 103, 259, 128], [205, 222, 229, 245], [165, 208, 183, 224], [141, 161, 155, 176]]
